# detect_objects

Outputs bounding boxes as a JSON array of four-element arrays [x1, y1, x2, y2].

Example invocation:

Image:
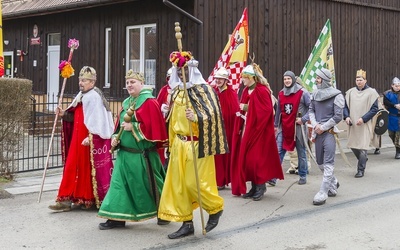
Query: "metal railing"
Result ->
[[4, 93, 121, 173]]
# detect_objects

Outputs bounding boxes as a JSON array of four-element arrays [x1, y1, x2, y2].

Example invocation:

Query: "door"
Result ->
[[47, 45, 60, 111]]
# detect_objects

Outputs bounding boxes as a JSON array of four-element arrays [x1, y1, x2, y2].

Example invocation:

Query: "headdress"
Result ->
[[392, 77, 400, 85], [125, 69, 145, 82], [241, 65, 256, 77], [79, 66, 97, 80], [166, 66, 174, 77], [356, 69, 367, 79], [214, 67, 230, 80], [315, 68, 332, 89]]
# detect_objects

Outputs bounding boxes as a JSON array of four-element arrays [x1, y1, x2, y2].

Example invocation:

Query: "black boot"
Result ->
[[98, 220, 126, 230], [252, 183, 267, 201], [395, 147, 400, 159], [205, 210, 223, 232], [168, 221, 194, 239], [354, 170, 364, 178], [242, 182, 256, 199]]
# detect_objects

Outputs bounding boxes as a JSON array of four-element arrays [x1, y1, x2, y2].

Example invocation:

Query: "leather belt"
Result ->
[[177, 134, 199, 142]]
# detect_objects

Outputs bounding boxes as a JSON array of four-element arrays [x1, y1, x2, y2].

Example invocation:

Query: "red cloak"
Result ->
[[214, 85, 240, 187], [230, 83, 284, 196]]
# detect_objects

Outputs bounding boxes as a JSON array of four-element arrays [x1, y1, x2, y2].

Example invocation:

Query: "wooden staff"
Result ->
[[38, 39, 79, 203], [174, 22, 206, 235]]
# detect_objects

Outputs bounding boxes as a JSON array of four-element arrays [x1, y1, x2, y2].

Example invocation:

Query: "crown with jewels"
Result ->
[[79, 66, 97, 80], [125, 69, 145, 82], [356, 69, 366, 79]]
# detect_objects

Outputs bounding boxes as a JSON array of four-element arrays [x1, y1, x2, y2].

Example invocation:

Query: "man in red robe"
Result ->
[[213, 67, 240, 190], [49, 66, 114, 211], [156, 66, 173, 167], [230, 64, 284, 201]]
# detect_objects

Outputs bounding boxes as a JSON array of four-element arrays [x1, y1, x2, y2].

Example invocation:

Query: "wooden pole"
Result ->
[[174, 22, 206, 235], [38, 40, 78, 203]]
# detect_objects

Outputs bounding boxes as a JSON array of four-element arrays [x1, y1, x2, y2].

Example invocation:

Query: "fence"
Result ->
[[2, 93, 121, 173]]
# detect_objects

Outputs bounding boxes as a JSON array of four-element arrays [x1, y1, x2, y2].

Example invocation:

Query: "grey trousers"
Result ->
[[350, 148, 368, 172]]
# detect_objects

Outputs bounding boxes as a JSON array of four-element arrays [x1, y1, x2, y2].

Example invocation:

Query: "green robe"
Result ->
[[98, 89, 167, 221]]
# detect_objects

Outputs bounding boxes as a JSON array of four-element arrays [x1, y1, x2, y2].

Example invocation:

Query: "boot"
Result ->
[[168, 221, 194, 239], [395, 147, 400, 159], [205, 210, 223, 232], [242, 182, 256, 199], [252, 183, 267, 201]]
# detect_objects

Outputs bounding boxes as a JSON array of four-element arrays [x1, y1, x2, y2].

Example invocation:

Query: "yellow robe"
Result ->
[[158, 90, 224, 222]]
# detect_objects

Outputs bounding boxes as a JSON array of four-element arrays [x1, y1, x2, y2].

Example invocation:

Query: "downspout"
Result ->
[[163, 0, 203, 70]]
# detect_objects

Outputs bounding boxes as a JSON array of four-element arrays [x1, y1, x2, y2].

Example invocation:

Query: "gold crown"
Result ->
[[125, 69, 145, 82], [356, 69, 366, 79], [79, 66, 97, 80]]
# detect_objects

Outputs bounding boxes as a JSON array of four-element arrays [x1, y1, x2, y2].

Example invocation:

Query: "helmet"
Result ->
[[214, 67, 229, 80], [392, 77, 400, 85]]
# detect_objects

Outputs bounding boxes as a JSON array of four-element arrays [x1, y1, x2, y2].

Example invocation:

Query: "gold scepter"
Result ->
[[174, 22, 206, 235], [109, 106, 135, 153]]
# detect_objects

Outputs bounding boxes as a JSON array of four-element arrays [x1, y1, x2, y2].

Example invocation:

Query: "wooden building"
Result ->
[[2, 0, 400, 103]]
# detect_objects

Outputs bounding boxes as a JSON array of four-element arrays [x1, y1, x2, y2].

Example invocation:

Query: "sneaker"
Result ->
[[48, 202, 71, 212], [298, 177, 307, 185]]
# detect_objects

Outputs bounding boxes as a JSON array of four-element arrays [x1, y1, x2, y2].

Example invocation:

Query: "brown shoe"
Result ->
[[48, 202, 71, 212]]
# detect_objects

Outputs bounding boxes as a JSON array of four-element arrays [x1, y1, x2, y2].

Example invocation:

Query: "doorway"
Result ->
[[47, 33, 60, 111]]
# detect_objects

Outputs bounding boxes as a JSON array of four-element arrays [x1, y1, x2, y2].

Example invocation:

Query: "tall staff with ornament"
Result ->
[[38, 39, 79, 202], [158, 22, 227, 239]]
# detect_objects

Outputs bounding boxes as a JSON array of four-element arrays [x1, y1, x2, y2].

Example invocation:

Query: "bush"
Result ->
[[0, 78, 32, 178]]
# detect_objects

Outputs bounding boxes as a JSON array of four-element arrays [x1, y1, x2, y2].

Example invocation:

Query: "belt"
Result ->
[[119, 145, 157, 154], [176, 134, 199, 142]]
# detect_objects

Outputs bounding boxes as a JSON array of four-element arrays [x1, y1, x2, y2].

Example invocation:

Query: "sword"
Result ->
[[300, 122, 318, 166], [334, 133, 352, 168], [236, 111, 246, 121]]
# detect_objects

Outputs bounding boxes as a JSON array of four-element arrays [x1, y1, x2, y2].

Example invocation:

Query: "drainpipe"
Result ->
[[163, 0, 204, 70]]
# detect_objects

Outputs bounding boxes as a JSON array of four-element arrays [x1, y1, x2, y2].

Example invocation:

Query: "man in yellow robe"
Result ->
[[158, 59, 228, 239]]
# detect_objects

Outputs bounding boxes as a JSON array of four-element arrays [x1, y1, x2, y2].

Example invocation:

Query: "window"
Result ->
[[126, 24, 157, 87], [105, 28, 111, 88], [4, 51, 13, 77], [48, 33, 60, 46]]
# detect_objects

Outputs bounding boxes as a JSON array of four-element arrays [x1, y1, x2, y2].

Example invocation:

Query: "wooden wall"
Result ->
[[197, 0, 400, 95], [3, 0, 400, 99], [3, 0, 196, 99]]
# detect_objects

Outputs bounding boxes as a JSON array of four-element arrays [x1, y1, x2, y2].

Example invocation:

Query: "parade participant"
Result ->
[[158, 58, 228, 239], [309, 68, 344, 205], [156, 66, 174, 167], [271, 70, 311, 186], [213, 67, 240, 190], [156, 66, 174, 118], [344, 69, 379, 178], [49, 66, 114, 211], [383, 77, 400, 159], [98, 70, 168, 230], [230, 63, 284, 201]]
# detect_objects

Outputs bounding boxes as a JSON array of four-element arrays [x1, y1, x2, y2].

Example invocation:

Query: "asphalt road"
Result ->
[[1, 146, 400, 250]]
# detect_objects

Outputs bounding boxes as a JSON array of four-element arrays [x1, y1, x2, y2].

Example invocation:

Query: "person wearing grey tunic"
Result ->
[[270, 70, 311, 186], [309, 68, 344, 206]]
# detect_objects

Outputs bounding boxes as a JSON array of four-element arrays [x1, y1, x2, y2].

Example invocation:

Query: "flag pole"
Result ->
[[38, 39, 79, 203], [174, 22, 206, 235]]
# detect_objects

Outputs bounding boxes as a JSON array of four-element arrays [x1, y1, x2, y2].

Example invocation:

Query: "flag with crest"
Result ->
[[299, 19, 335, 92], [207, 8, 248, 90]]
